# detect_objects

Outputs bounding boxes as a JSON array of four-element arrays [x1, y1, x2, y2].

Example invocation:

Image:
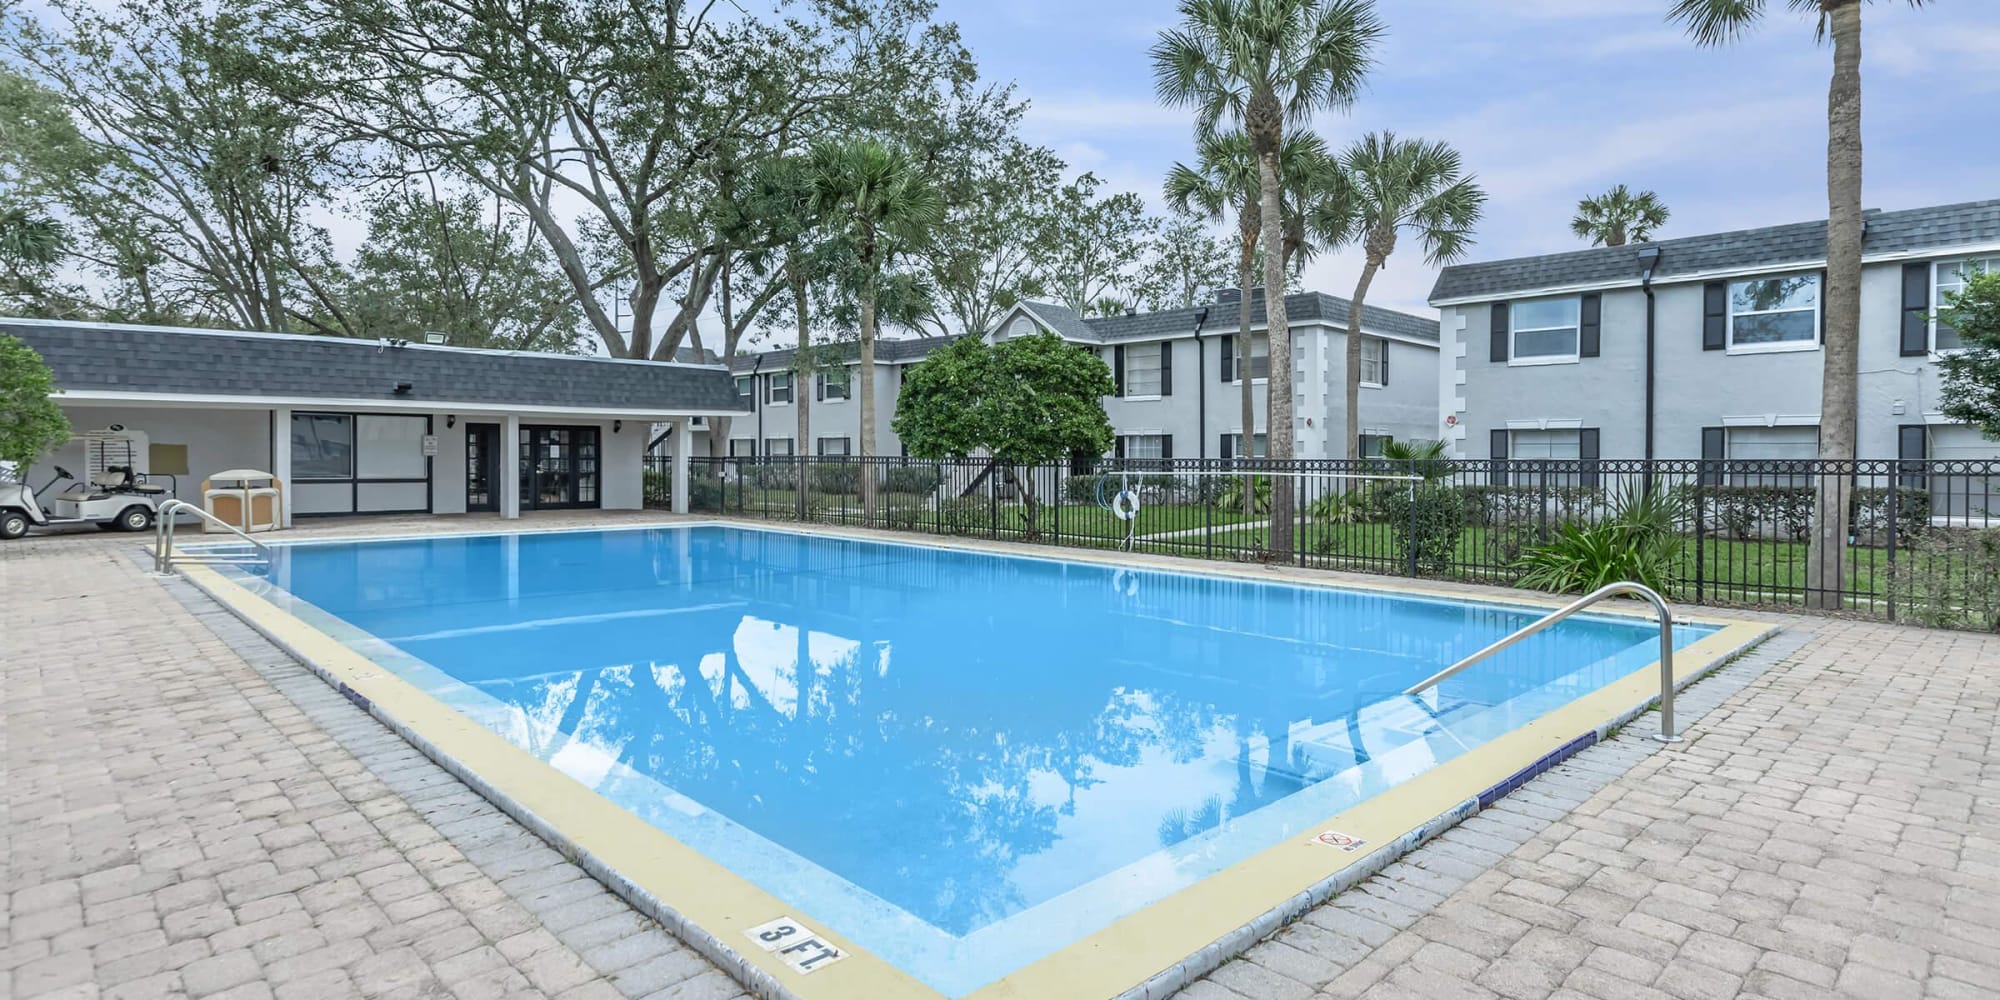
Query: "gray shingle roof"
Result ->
[[1431, 199, 2000, 303], [5, 319, 749, 414], [725, 335, 963, 372]]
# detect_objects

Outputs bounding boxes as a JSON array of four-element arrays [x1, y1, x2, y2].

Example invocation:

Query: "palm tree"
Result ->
[[806, 138, 942, 523], [1165, 128, 1348, 515], [1338, 132, 1484, 460], [1570, 184, 1670, 247], [1154, 0, 1384, 557], [0, 208, 63, 267], [1669, 0, 1929, 610]]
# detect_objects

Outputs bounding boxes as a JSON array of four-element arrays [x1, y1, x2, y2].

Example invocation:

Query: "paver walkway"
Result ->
[[5, 513, 1997, 1000]]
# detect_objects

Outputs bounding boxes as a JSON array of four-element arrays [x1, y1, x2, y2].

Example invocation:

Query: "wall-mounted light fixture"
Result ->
[[613, 420, 623, 433], [393, 381, 414, 395], [446, 414, 456, 429]]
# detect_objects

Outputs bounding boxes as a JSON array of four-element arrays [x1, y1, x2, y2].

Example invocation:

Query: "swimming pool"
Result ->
[[210, 523, 1748, 998]]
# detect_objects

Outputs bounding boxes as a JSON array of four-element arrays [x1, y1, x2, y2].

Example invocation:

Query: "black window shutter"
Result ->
[[1703, 282, 1727, 351], [814, 373, 824, 402], [1219, 433, 1234, 461], [1579, 294, 1602, 358], [1818, 269, 1829, 343], [1112, 346, 1125, 396], [1161, 435, 1174, 460], [1219, 338, 1233, 383], [1578, 427, 1601, 487], [1901, 263, 1931, 356], [1489, 428, 1509, 486], [1490, 303, 1509, 362], [1114, 436, 1125, 459], [1376, 338, 1389, 385], [1898, 424, 1928, 489], [1700, 426, 1726, 486], [1160, 342, 1173, 396]]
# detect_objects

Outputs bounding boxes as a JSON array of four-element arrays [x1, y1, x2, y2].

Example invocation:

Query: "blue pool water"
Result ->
[[236, 525, 1716, 995]]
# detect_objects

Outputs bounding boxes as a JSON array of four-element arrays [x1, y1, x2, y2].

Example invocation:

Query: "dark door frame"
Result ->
[[519, 424, 603, 511], [465, 422, 501, 513]]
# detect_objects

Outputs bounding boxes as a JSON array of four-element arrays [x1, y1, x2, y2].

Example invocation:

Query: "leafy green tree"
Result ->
[[3, 0, 354, 332], [1938, 269, 2000, 439], [0, 333, 69, 472], [1130, 212, 1232, 313], [1031, 173, 1154, 317], [1570, 183, 1670, 247], [807, 137, 943, 521], [1670, 0, 1932, 610], [338, 185, 583, 351], [895, 332, 1115, 538], [1154, 0, 1385, 556], [0, 207, 61, 267], [1338, 132, 1483, 460]]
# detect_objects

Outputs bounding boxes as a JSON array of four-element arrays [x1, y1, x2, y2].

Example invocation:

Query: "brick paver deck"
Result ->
[[4, 514, 1996, 1000]]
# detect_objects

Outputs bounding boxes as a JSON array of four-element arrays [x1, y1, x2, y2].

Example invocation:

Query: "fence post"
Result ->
[[1405, 466, 1419, 579], [1886, 464, 1899, 622], [989, 468, 999, 540], [1693, 473, 1706, 605]]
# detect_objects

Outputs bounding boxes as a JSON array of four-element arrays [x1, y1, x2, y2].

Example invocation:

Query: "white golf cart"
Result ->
[[0, 464, 173, 539]]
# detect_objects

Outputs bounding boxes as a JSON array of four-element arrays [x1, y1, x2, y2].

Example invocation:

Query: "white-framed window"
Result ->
[[729, 438, 756, 458], [1124, 343, 1164, 397], [817, 367, 851, 401], [767, 371, 793, 405], [1118, 434, 1169, 460], [1728, 273, 1820, 352], [1234, 336, 1270, 382], [1934, 257, 1994, 352], [1510, 298, 1580, 365], [1359, 432, 1394, 458], [734, 375, 753, 402], [1219, 432, 1268, 461], [1727, 425, 1817, 486], [1360, 337, 1387, 386], [1508, 429, 1581, 460], [816, 436, 850, 456], [763, 437, 794, 456]]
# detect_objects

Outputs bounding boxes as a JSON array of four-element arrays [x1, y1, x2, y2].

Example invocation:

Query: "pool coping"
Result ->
[[166, 520, 1776, 1000]]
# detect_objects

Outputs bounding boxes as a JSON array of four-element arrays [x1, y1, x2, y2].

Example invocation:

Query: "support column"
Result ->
[[670, 417, 691, 514], [500, 415, 521, 519], [271, 407, 294, 528]]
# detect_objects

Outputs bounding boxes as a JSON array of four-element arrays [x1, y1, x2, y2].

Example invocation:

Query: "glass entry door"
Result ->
[[465, 424, 500, 512], [519, 425, 601, 510]]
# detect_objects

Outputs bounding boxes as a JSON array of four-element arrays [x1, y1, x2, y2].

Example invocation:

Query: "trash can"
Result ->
[[203, 469, 283, 532]]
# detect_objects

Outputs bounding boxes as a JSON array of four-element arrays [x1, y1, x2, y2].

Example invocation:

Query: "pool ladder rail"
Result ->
[[1403, 582, 1684, 744], [152, 499, 273, 576]]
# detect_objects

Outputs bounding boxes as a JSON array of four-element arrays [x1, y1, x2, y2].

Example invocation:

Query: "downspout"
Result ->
[[1191, 307, 1211, 460], [752, 354, 764, 453], [1637, 246, 1663, 464]]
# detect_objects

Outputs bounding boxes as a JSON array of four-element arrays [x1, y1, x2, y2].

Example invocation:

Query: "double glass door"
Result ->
[[519, 426, 600, 509]]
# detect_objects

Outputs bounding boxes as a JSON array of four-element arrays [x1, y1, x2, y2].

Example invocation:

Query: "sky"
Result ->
[[945, 0, 2000, 319]]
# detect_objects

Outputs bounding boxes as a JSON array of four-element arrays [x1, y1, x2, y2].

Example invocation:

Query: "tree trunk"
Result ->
[[1237, 213, 1258, 518], [859, 290, 879, 524], [1257, 145, 1295, 559], [1346, 258, 1380, 461], [1808, 0, 1863, 611]]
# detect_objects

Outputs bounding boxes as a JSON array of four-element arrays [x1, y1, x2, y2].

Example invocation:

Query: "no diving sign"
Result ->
[[1312, 829, 1369, 853]]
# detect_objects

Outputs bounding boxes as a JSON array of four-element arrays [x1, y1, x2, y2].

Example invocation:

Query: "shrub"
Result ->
[[811, 462, 859, 495], [1516, 486, 1687, 595], [1701, 485, 1813, 541], [1376, 484, 1467, 574], [1890, 528, 2000, 631], [935, 496, 988, 536], [748, 464, 799, 490], [1218, 475, 1272, 515], [1851, 486, 1932, 542], [883, 465, 943, 495], [688, 475, 724, 513]]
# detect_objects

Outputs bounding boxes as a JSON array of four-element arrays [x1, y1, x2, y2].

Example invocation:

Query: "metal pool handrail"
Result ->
[[153, 499, 273, 575], [1402, 582, 1684, 744]]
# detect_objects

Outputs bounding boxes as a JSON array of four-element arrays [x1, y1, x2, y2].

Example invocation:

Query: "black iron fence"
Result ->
[[643, 454, 2000, 629]]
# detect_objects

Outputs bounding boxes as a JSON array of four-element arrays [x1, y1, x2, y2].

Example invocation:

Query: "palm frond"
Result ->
[[1667, 0, 1768, 46]]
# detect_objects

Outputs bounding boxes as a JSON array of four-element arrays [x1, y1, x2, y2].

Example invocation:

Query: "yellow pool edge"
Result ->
[[171, 528, 1775, 1000]]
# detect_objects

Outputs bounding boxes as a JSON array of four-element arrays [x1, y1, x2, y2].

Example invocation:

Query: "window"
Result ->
[[817, 436, 851, 457], [763, 438, 794, 457], [1360, 337, 1387, 386], [1725, 425, 1817, 487], [1234, 336, 1270, 381], [729, 439, 757, 458], [1935, 257, 1993, 352], [1219, 432, 1268, 461], [1116, 434, 1171, 467], [817, 368, 851, 401], [1728, 273, 1819, 350], [768, 372, 793, 405], [1510, 298, 1580, 364], [734, 375, 753, 402], [1359, 433, 1393, 458], [1508, 429, 1581, 461], [1122, 343, 1165, 397], [291, 413, 354, 479]]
